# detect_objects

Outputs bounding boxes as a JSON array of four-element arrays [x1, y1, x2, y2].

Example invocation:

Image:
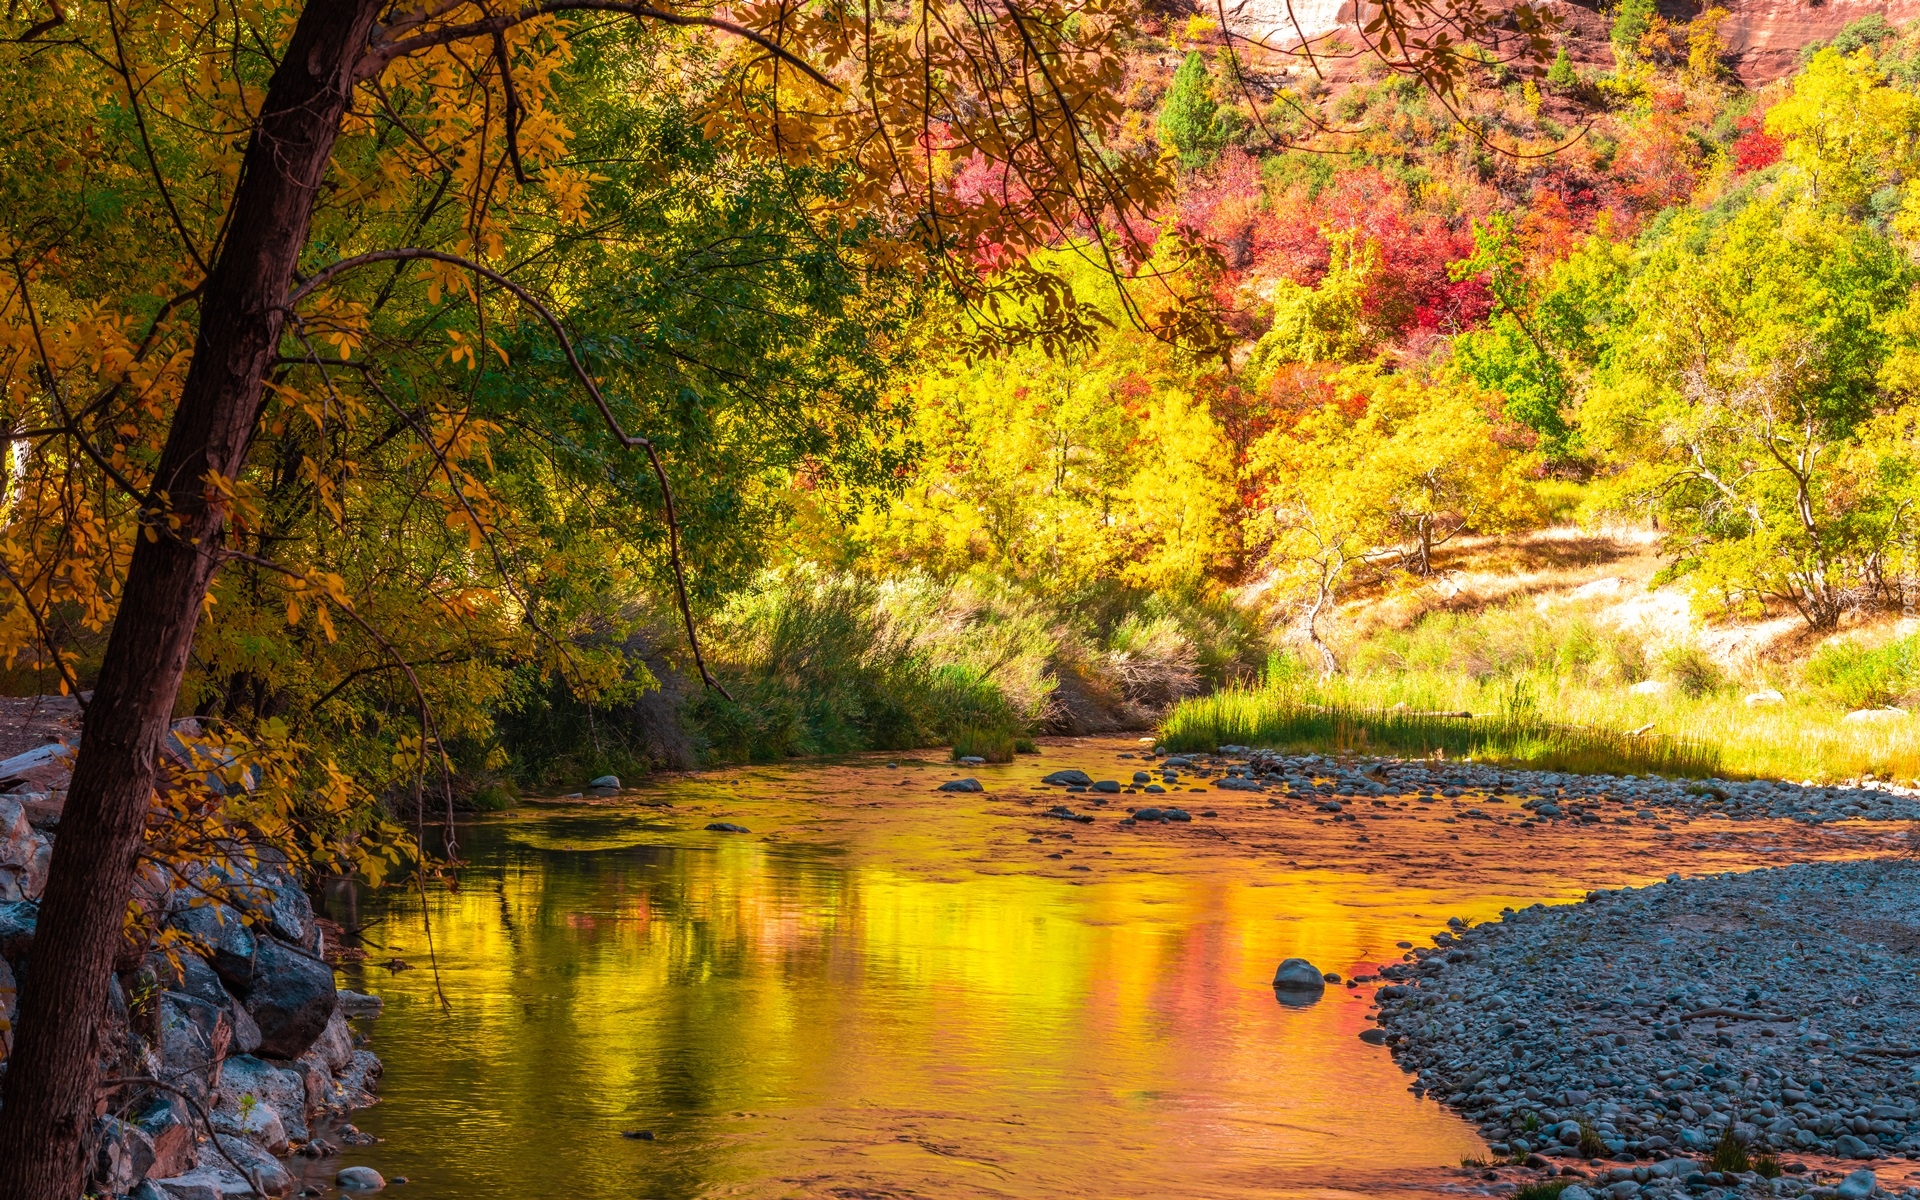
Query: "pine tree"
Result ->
[[1159, 52, 1221, 169], [1611, 0, 1656, 60], [1546, 46, 1578, 89]]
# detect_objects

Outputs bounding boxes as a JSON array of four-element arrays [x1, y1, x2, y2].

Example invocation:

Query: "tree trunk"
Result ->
[[0, 1, 382, 1193]]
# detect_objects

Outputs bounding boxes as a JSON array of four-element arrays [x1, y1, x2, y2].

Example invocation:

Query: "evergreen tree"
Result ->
[[1611, 0, 1656, 60], [1160, 52, 1221, 169], [1546, 46, 1578, 89]]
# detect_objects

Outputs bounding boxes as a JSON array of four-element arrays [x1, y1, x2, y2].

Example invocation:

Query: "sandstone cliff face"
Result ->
[[1716, 0, 1920, 80], [1218, 0, 1914, 85]]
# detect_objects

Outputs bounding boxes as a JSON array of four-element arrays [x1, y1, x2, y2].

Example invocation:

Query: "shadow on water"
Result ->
[[312, 737, 1895, 1199]]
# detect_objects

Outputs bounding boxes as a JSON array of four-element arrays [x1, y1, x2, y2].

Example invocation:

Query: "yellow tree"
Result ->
[[1254, 366, 1538, 672]]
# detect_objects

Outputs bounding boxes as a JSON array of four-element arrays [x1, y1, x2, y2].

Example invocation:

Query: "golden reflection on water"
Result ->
[[326, 739, 1902, 1199]]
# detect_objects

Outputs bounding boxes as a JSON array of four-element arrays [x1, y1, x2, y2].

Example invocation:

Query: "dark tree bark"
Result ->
[[0, 1, 384, 1193]]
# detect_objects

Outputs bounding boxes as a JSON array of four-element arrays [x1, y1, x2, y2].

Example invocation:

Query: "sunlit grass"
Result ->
[[1161, 670, 1920, 783], [1159, 688, 1722, 777]]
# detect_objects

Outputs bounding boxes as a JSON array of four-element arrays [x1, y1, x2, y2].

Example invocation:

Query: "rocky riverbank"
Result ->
[[0, 733, 385, 1200], [1171, 746, 1920, 826], [1369, 859, 1920, 1199]]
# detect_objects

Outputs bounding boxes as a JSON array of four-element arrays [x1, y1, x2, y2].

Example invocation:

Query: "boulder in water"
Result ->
[[337, 1167, 387, 1191], [1042, 769, 1092, 786], [1273, 958, 1327, 992], [937, 778, 983, 792]]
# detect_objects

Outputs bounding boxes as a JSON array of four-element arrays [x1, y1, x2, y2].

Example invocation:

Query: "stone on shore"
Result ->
[[335, 1167, 387, 1191]]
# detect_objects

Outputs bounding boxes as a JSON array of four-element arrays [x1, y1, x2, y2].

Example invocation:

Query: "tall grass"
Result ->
[[1181, 594, 1920, 782], [1160, 689, 1723, 776]]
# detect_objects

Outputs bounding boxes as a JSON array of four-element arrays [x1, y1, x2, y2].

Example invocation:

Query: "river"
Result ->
[[313, 737, 1899, 1198]]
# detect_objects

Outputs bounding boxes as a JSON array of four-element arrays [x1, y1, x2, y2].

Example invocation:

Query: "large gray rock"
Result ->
[[1272, 958, 1328, 991], [132, 1091, 198, 1178], [0, 899, 35, 960], [215, 1055, 310, 1144], [937, 778, 983, 792], [156, 994, 232, 1100], [89, 1116, 156, 1195], [1837, 1169, 1878, 1199], [166, 901, 257, 989], [235, 936, 336, 1060], [1041, 769, 1092, 786], [164, 1136, 294, 1199], [308, 1008, 355, 1074]]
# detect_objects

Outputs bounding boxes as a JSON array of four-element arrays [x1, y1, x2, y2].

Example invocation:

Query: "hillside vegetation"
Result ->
[[485, 11, 1920, 788]]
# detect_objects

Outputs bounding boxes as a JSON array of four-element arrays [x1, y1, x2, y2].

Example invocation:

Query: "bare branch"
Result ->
[[358, 0, 841, 93]]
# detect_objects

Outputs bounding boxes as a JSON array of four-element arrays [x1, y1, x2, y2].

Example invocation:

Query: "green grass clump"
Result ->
[[1706, 1126, 1750, 1174], [1513, 1181, 1570, 1200], [1159, 689, 1721, 777], [1576, 1122, 1606, 1160], [951, 726, 1016, 763], [1753, 1153, 1782, 1179], [1805, 634, 1919, 709]]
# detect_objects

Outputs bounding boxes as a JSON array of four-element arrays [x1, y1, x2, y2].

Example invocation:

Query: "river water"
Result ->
[[315, 737, 1899, 1199]]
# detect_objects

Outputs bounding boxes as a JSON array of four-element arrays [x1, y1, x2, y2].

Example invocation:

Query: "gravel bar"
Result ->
[[1371, 860, 1920, 1199]]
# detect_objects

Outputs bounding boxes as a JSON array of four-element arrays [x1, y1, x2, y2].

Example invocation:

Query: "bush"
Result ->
[[1754, 1154, 1783, 1179], [1659, 644, 1723, 698], [1805, 635, 1919, 708], [1514, 1182, 1570, 1200]]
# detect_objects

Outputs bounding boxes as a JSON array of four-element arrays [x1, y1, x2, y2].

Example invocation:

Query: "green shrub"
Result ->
[[1753, 1153, 1783, 1179], [951, 726, 1016, 763], [1659, 645, 1723, 698], [1805, 636, 1918, 709], [1513, 1181, 1570, 1200], [467, 781, 517, 812], [1014, 737, 1039, 754]]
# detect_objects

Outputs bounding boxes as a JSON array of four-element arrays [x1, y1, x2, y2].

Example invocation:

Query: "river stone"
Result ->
[[1273, 958, 1327, 992], [1744, 690, 1785, 707], [336, 1167, 387, 1191], [235, 937, 337, 1060], [937, 778, 983, 792], [1560, 1187, 1596, 1200], [1835, 1132, 1875, 1158], [705, 822, 749, 833], [1837, 1169, 1878, 1198], [1041, 770, 1092, 786], [588, 775, 620, 790]]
